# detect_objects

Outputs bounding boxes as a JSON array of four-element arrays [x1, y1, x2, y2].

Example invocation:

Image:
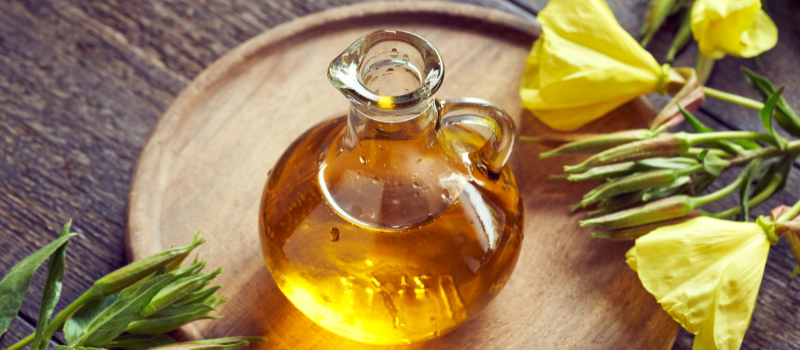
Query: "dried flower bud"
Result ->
[[565, 135, 688, 172], [91, 233, 205, 297], [538, 130, 656, 158], [650, 68, 705, 131], [580, 195, 693, 230]]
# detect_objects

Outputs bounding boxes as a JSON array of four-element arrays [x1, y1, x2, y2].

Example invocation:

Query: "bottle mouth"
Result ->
[[328, 30, 445, 111]]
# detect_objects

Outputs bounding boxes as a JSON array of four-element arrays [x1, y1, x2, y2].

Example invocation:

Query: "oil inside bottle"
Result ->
[[259, 116, 523, 344]]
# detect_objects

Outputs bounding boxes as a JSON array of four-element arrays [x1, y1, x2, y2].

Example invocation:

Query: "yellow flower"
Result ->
[[520, 0, 678, 131], [691, 0, 778, 59], [626, 217, 769, 350]]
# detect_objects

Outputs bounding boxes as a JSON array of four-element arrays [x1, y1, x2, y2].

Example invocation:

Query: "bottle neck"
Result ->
[[341, 98, 438, 152], [319, 98, 464, 231]]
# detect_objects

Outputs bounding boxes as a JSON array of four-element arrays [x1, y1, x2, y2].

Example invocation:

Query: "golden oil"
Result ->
[[259, 116, 523, 344]]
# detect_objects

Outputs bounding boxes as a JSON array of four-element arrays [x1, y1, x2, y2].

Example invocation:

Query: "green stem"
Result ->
[[730, 140, 800, 166], [696, 53, 716, 85], [778, 199, 800, 222], [708, 174, 782, 219], [686, 131, 775, 145], [685, 147, 733, 159], [6, 334, 33, 350], [702, 86, 765, 110], [691, 164, 752, 207], [7, 291, 96, 350], [675, 164, 705, 177]]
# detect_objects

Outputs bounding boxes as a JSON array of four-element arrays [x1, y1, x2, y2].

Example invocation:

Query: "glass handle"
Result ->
[[436, 98, 516, 175]]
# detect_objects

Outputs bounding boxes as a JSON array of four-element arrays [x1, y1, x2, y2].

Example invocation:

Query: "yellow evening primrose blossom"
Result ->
[[626, 217, 770, 350], [691, 0, 778, 59], [520, 0, 681, 131]]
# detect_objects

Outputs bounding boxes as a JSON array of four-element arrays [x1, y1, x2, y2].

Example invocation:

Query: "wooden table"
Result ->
[[1, 1, 798, 349]]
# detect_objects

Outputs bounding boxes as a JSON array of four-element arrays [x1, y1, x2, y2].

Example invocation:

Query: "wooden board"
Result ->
[[126, 2, 678, 349]]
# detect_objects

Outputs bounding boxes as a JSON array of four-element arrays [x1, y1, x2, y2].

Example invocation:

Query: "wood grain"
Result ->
[[125, 3, 677, 349], [1, 0, 799, 349]]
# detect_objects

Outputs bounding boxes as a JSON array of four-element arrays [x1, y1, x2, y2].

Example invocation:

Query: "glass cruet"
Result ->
[[258, 29, 523, 345]]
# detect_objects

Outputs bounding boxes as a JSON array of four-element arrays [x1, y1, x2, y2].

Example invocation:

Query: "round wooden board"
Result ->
[[126, 2, 678, 349]]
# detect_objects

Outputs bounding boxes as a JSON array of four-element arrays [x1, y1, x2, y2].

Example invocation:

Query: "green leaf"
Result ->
[[742, 67, 800, 137], [76, 274, 174, 346], [665, 7, 692, 61], [0, 231, 76, 336], [64, 294, 117, 345], [702, 153, 729, 177], [760, 87, 788, 150], [103, 334, 177, 350], [642, 176, 691, 202], [640, 0, 673, 47], [774, 156, 794, 196], [126, 304, 219, 335], [738, 160, 760, 222], [693, 173, 717, 195], [751, 157, 782, 199], [32, 221, 73, 350], [678, 104, 713, 133], [637, 157, 698, 169]]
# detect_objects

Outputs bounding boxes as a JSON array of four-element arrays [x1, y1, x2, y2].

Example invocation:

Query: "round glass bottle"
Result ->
[[259, 30, 523, 345]]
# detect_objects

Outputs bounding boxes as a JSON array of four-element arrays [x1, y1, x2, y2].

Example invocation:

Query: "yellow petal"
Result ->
[[520, 0, 661, 131], [737, 10, 779, 58], [629, 217, 769, 350], [625, 246, 638, 272], [691, 0, 778, 58]]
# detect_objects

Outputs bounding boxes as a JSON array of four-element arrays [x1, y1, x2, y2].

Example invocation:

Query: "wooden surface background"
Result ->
[[0, 0, 798, 349]]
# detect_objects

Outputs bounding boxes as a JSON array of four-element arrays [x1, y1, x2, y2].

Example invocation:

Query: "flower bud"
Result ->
[[538, 130, 656, 158], [580, 195, 693, 230], [91, 233, 205, 297], [148, 337, 264, 350], [581, 169, 681, 207], [588, 191, 647, 218], [173, 286, 222, 307], [126, 305, 220, 335], [171, 261, 207, 280], [565, 135, 688, 172], [140, 268, 222, 318], [567, 162, 639, 181], [591, 211, 699, 240]]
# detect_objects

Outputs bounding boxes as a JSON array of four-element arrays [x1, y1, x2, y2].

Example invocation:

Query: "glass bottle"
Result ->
[[259, 30, 523, 345]]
